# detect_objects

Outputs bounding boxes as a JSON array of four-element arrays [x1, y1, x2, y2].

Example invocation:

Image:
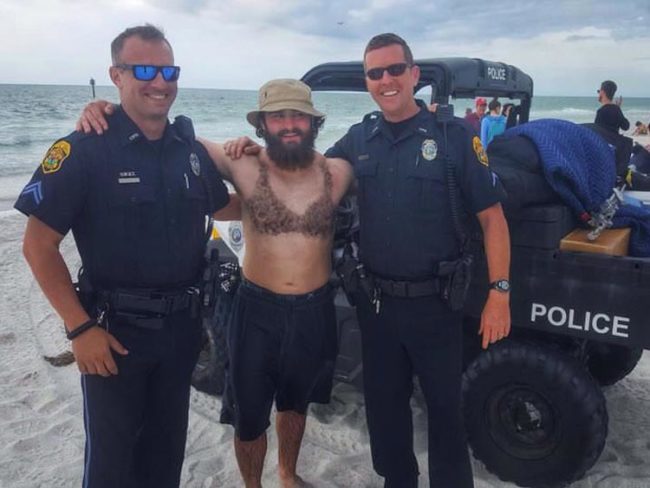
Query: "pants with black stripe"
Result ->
[[80, 312, 202, 488], [356, 293, 474, 488]]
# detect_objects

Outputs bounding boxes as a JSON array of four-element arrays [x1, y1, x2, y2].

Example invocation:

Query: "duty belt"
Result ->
[[99, 287, 200, 329], [371, 275, 440, 298]]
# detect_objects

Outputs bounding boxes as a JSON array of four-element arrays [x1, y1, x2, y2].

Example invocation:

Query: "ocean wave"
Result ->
[[537, 107, 594, 115], [0, 164, 37, 178], [0, 134, 33, 147]]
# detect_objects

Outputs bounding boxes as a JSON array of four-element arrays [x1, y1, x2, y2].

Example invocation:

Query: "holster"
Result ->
[[200, 242, 240, 333], [74, 268, 98, 318], [201, 246, 222, 319], [438, 254, 473, 311], [334, 245, 362, 305]]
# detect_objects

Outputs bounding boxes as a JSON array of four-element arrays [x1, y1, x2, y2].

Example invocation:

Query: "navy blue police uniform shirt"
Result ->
[[15, 106, 229, 290], [325, 100, 503, 280]]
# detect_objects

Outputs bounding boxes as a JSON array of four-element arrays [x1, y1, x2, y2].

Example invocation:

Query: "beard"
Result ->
[[264, 128, 316, 170]]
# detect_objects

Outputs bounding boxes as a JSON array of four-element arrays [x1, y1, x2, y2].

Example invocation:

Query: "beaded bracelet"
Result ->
[[66, 318, 98, 340]]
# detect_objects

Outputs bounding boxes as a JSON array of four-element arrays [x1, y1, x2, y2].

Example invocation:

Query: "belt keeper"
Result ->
[[66, 318, 98, 340]]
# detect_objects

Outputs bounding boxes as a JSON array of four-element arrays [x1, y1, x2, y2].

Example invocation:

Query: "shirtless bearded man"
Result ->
[[202, 79, 353, 488], [78, 79, 353, 488]]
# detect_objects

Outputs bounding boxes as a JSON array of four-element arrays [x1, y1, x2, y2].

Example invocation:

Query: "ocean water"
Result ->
[[1, 83, 649, 179]]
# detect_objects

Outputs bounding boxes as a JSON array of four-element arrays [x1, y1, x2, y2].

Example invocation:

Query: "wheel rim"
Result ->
[[486, 384, 560, 460]]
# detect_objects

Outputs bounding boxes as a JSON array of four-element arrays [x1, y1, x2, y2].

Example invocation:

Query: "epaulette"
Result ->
[[173, 115, 196, 143], [360, 111, 383, 137], [66, 128, 97, 144], [362, 110, 382, 123]]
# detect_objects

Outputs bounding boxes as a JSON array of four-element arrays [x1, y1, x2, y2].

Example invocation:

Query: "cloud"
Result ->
[[138, 0, 650, 42], [0, 0, 648, 95], [566, 35, 602, 41]]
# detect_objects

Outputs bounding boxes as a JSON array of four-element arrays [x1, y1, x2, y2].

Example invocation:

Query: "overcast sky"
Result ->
[[2, 0, 649, 96]]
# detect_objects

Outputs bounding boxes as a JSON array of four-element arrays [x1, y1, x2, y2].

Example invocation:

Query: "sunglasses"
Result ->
[[365, 62, 409, 81], [115, 64, 181, 82]]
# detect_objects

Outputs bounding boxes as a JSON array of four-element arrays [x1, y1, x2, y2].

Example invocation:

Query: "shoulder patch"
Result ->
[[41, 141, 71, 174], [472, 136, 489, 166]]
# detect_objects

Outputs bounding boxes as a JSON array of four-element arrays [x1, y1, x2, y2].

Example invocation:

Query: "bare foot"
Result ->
[[279, 474, 314, 488]]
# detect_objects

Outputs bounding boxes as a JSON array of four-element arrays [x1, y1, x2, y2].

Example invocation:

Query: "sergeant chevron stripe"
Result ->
[[21, 182, 43, 205]]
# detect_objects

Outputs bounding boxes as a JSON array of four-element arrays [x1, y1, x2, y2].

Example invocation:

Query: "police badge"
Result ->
[[190, 153, 201, 176], [421, 139, 437, 161]]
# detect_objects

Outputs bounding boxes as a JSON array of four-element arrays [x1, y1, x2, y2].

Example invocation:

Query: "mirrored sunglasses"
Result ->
[[115, 64, 181, 82], [365, 63, 409, 81]]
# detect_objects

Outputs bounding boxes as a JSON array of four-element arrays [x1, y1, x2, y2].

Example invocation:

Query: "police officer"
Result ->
[[15, 25, 230, 488], [325, 33, 512, 487]]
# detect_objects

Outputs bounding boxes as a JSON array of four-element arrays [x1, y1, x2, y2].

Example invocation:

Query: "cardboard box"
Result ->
[[560, 228, 630, 256]]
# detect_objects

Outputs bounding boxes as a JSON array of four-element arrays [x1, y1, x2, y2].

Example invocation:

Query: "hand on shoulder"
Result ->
[[223, 136, 262, 160], [75, 100, 115, 135]]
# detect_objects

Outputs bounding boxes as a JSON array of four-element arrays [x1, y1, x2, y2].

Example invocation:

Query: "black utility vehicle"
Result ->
[[192, 58, 650, 488]]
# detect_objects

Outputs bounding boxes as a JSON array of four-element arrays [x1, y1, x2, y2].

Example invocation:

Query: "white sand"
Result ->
[[631, 134, 650, 144], [1, 207, 649, 487]]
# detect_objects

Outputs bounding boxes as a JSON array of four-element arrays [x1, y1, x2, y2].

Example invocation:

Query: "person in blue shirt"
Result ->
[[480, 98, 507, 147], [14, 24, 234, 488]]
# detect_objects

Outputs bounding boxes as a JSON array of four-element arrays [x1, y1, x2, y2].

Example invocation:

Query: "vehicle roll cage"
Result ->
[[301, 57, 533, 123]]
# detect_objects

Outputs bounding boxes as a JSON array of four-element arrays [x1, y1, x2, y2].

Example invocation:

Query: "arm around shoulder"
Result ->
[[326, 155, 355, 197], [197, 137, 233, 180]]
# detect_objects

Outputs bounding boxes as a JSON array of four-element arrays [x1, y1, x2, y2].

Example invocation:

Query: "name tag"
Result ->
[[118, 170, 140, 184], [118, 177, 141, 184]]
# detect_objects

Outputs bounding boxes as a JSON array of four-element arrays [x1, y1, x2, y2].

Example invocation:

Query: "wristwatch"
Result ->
[[489, 279, 511, 293]]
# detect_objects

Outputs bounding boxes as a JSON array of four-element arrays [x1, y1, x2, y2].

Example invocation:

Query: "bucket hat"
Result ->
[[246, 79, 324, 128]]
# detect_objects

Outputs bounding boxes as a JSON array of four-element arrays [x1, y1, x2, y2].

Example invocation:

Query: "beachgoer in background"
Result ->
[[325, 33, 511, 488], [595, 80, 630, 134], [632, 121, 649, 136], [465, 97, 487, 132], [502, 102, 518, 129], [15, 24, 233, 488], [480, 98, 507, 147]]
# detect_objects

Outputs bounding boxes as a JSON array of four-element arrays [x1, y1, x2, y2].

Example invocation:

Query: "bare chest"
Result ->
[[242, 161, 336, 237]]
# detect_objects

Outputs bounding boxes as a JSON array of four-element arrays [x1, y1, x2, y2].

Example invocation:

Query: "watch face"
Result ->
[[492, 279, 510, 292]]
